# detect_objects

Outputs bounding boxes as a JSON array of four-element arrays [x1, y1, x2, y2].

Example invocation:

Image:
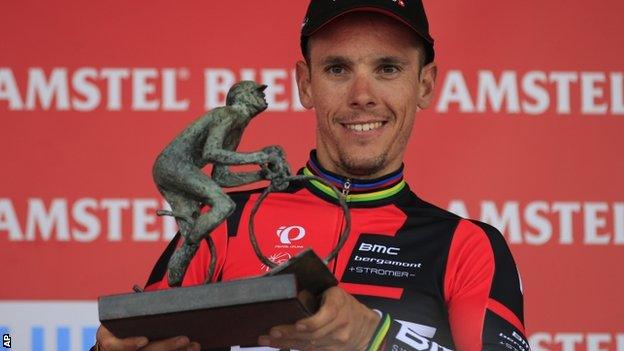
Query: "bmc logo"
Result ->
[[395, 320, 450, 351], [276, 225, 306, 244], [358, 242, 400, 255]]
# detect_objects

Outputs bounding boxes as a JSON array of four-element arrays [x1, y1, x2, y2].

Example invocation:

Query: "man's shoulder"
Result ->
[[399, 190, 513, 251], [397, 189, 462, 222]]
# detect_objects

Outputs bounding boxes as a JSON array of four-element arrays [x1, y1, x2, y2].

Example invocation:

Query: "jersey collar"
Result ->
[[300, 150, 409, 206]]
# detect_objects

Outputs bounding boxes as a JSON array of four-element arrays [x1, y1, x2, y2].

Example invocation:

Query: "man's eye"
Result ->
[[327, 66, 346, 75], [379, 65, 400, 74]]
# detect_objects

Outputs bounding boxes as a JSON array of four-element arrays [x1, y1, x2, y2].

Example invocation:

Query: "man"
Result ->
[[95, 1, 527, 350]]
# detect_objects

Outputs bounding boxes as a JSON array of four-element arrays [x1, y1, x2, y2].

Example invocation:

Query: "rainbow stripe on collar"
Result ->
[[303, 157, 406, 203]]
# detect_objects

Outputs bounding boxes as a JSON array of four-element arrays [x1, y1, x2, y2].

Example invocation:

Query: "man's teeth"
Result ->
[[346, 122, 383, 132]]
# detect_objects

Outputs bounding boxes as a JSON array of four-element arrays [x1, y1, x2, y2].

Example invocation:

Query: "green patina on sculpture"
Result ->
[[152, 81, 291, 287]]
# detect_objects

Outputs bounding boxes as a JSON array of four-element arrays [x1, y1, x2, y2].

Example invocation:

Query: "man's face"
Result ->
[[296, 12, 436, 178]]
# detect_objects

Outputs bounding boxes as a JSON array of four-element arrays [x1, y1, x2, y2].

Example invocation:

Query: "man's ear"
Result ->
[[416, 62, 437, 109], [296, 60, 314, 109]]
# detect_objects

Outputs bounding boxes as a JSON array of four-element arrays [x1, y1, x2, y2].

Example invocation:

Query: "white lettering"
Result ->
[[587, 334, 611, 351], [162, 68, 188, 111], [522, 71, 549, 115], [132, 68, 159, 110], [549, 72, 577, 114], [101, 199, 130, 241], [72, 68, 100, 111], [481, 201, 522, 244], [26, 68, 70, 110], [611, 73, 624, 114], [615, 202, 624, 244], [0, 68, 24, 109], [358, 242, 400, 255], [132, 199, 159, 241], [552, 202, 581, 244], [262, 69, 288, 111], [240, 68, 256, 81], [530, 333, 624, 351], [0, 199, 23, 240], [436, 70, 474, 113], [205, 68, 235, 109], [25, 198, 70, 241], [476, 70, 520, 113], [447, 200, 469, 218], [529, 333, 552, 351], [72, 198, 100, 242], [581, 72, 608, 114], [396, 326, 429, 350], [100, 68, 129, 110], [554, 333, 583, 351], [524, 201, 552, 245], [584, 202, 610, 244]]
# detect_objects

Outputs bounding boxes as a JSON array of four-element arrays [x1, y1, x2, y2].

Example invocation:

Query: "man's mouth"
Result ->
[[342, 121, 385, 132]]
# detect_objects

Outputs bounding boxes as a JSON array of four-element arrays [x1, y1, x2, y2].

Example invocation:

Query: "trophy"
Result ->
[[98, 81, 351, 349]]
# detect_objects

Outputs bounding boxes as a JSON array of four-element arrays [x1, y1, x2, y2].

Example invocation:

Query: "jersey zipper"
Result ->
[[333, 178, 351, 276], [342, 178, 352, 197]]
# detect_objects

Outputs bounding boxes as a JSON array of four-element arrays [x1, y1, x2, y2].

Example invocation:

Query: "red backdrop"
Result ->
[[1, 1, 623, 350]]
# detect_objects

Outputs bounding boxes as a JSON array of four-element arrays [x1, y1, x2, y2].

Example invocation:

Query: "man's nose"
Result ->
[[348, 73, 377, 109]]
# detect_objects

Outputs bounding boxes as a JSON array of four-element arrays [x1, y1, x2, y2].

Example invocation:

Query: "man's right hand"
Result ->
[[96, 325, 200, 351]]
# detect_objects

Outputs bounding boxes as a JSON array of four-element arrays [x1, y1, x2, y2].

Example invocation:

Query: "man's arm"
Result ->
[[377, 220, 527, 351], [262, 219, 527, 351], [94, 223, 229, 351], [444, 220, 528, 351]]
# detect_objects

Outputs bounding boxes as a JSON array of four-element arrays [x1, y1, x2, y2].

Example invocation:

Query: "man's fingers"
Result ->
[[258, 334, 307, 351], [141, 336, 191, 351], [295, 287, 343, 332], [262, 313, 344, 349], [100, 337, 148, 351], [97, 325, 148, 351]]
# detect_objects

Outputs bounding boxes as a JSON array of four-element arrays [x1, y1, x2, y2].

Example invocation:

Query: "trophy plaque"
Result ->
[[98, 81, 351, 350]]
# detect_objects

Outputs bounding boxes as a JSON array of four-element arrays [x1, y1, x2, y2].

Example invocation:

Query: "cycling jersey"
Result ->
[[145, 151, 528, 351]]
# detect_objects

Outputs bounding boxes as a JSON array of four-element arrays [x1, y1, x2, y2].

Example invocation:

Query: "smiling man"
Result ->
[[94, 1, 527, 351], [296, 6, 435, 180]]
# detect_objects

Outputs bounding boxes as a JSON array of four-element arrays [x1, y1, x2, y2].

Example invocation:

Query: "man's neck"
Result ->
[[309, 150, 404, 182], [314, 151, 401, 180]]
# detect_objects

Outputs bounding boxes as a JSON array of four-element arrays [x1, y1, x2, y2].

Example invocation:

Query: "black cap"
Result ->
[[301, 0, 435, 64]]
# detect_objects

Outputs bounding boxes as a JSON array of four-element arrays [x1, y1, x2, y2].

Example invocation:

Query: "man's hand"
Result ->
[[95, 325, 200, 351], [257, 287, 381, 350]]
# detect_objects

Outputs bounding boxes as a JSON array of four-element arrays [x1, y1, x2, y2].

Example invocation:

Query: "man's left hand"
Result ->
[[258, 286, 381, 350]]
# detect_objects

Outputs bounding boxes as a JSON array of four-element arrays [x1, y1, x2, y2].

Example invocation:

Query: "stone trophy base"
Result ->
[[98, 249, 337, 349]]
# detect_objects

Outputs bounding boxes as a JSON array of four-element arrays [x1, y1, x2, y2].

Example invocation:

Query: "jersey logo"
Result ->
[[260, 252, 292, 272], [395, 320, 452, 351], [359, 242, 400, 255], [276, 225, 306, 244]]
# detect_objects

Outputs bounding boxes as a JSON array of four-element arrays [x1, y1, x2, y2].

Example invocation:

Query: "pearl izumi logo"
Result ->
[[276, 225, 306, 248]]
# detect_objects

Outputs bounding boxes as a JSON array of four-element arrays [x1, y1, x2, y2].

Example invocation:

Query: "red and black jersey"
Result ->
[[145, 151, 528, 351]]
